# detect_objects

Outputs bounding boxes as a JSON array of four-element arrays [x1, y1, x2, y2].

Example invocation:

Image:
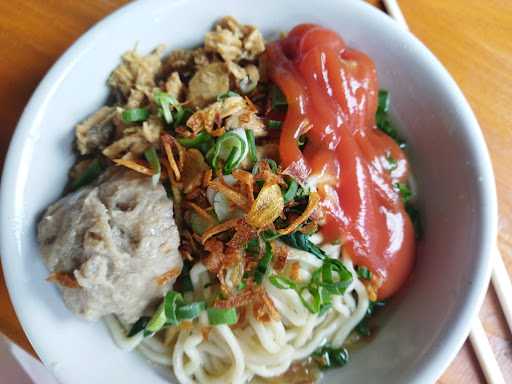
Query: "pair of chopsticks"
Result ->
[[381, 1, 511, 383]]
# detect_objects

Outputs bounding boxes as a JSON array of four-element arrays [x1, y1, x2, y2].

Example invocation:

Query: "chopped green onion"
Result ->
[[154, 90, 180, 125], [217, 91, 240, 101], [207, 307, 238, 325], [261, 230, 280, 241], [176, 302, 206, 321], [245, 129, 257, 162], [394, 182, 412, 204], [254, 241, 273, 284], [271, 85, 287, 109], [223, 147, 240, 174], [268, 120, 282, 129], [297, 135, 308, 148], [146, 301, 168, 334], [70, 158, 104, 190], [313, 346, 350, 370], [178, 132, 213, 148], [208, 131, 247, 174], [163, 291, 183, 326], [121, 107, 150, 123], [386, 154, 398, 171], [356, 319, 371, 337], [269, 275, 297, 290], [283, 179, 299, 203], [127, 316, 150, 337], [144, 147, 161, 186], [237, 281, 247, 291], [356, 266, 372, 280], [175, 263, 194, 293]]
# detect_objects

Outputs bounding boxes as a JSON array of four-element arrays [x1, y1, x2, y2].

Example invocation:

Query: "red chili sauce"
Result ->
[[266, 24, 415, 299]]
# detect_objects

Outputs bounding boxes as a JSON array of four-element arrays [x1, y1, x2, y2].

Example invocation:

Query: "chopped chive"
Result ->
[[223, 146, 240, 174], [178, 132, 213, 148], [145, 301, 167, 334], [207, 307, 238, 325], [70, 158, 104, 190], [154, 90, 180, 125], [144, 147, 161, 186], [245, 129, 257, 162], [121, 107, 150, 123]]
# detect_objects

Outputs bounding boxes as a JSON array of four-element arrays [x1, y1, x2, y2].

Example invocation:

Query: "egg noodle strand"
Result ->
[[105, 244, 369, 384]]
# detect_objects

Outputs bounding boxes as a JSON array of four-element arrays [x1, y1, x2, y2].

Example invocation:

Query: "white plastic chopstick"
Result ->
[[492, 246, 512, 333], [380, 1, 509, 383]]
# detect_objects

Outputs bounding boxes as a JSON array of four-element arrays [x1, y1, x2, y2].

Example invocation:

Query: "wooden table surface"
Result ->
[[0, 1, 511, 382]]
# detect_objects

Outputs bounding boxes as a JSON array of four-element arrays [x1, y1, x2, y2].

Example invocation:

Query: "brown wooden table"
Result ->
[[1, 1, 511, 382]]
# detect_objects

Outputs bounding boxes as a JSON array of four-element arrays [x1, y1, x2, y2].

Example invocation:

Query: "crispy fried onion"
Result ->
[[278, 191, 320, 235], [201, 217, 242, 244], [113, 159, 154, 176], [246, 183, 284, 229], [182, 149, 209, 193], [213, 283, 279, 322], [208, 178, 248, 209], [232, 169, 255, 206], [154, 266, 182, 286], [161, 133, 182, 181], [47, 272, 79, 288], [203, 240, 241, 271], [272, 242, 289, 272]]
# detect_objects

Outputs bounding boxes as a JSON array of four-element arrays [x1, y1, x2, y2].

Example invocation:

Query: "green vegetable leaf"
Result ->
[[280, 231, 326, 260], [356, 266, 372, 280], [312, 346, 350, 370], [70, 158, 104, 191], [394, 182, 412, 204], [376, 89, 404, 146], [283, 179, 299, 203]]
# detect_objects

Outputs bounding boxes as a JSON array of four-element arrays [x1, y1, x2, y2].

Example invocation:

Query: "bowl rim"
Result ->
[[0, 0, 498, 383]]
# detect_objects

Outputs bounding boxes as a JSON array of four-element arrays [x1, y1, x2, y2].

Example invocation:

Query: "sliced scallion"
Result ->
[[154, 90, 180, 125], [269, 275, 297, 290], [145, 301, 167, 334], [144, 147, 161, 186], [245, 129, 257, 163], [127, 316, 150, 337], [254, 241, 273, 284], [176, 301, 206, 321], [163, 291, 183, 326], [207, 307, 238, 325], [122, 107, 150, 123]]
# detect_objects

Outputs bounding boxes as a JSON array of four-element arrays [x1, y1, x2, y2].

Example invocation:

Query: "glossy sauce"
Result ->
[[266, 25, 415, 299]]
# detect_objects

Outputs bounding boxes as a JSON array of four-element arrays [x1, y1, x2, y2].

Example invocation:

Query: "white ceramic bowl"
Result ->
[[0, 0, 497, 383]]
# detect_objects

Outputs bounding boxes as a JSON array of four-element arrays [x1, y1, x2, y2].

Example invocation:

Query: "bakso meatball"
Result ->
[[38, 167, 182, 324]]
